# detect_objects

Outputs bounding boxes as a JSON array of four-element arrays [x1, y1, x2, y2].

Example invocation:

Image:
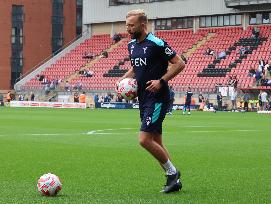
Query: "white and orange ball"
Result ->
[[37, 173, 62, 196], [117, 78, 138, 100]]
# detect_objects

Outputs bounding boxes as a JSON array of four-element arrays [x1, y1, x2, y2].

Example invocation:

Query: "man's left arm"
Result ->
[[146, 55, 185, 92]]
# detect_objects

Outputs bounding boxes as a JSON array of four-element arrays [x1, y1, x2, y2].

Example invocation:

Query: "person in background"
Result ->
[[74, 81, 83, 91], [252, 27, 260, 38], [94, 94, 99, 103], [255, 69, 263, 86], [243, 92, 249, 112], [74, 92, 79, 103], [248, 66, 256, 77], [261, 90, 268, 111], [204, 47, 215, 57], [0, 93, 3, 106], [82, 51, 94, 60], [198, 93, 205, 111], [239, 47, 246, 55], [232, 75, 238, 88], [218, 50, 226, 60], [18, 94, 24, 101], [79, 92, 86, 103], [258, 91, 262, 111], [167, 86, 175, 115], [259, 59, 265, 70], [101, 51, 108, 58], [6, 91, 11, 103], [217, 92, 223, 111], [64, 81, 71, 92], [180, 54, 187, 64], [112, 33, 122, 43], [183, 87, 193, 115], [268, 95, 271, 110], [86, 70, 94, 77], [30, 92, 35, 101], [230, 89, 237, 112]]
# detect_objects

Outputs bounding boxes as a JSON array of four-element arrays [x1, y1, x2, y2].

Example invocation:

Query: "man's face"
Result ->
[[126, 15, 143, 39]]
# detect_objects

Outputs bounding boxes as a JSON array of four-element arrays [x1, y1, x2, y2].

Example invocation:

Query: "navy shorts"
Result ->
[[140, 101, 169, 134], [185, 100, 191, 106]]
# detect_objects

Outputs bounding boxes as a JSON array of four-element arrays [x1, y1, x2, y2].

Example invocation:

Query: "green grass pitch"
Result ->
[[0, 107, 270, 203]]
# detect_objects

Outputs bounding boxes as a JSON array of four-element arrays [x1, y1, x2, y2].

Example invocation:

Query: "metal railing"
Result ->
[[225, 0, 271, 7]]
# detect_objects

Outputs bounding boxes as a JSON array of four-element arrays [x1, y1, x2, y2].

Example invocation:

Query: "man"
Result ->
[[79, 92, 86, 103], [255, 69, 263, 86], [205, 47, 215, 57], [6, 91, 11, 103], [183, 87, 193, 115], [217, 92, 223, 111], [239, 47, 246, 55], [74, 92, 79, 103], [258, 91, 262, 111], [261, 90, 268, 111], [64, 81, 71, 92], [230, 88, 237, 112], [248, 66, 256, 77], [218, 50, 226, 60], [0, 93, 3, 106], [198, 93, 205, 111], [112, 33, 122, 43], [243, 92, 249, 112], [117, 9, 185, 193], [167, 86, 175, 115], [252, 27, 260, 38]]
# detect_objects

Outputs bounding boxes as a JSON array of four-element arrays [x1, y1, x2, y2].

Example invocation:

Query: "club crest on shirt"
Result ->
[[146, 117, 151, 126], [165, 47, 173, 56], [130, 45, 134, 54], [143, 47, 148, 54]]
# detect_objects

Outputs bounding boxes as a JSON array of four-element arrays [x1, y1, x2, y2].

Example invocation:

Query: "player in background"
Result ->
[[183, 87, 193, 115], [117, 9, 185, 193], [167, 86, 175, 115]]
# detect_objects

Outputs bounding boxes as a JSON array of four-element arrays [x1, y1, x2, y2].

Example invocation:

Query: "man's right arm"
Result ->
[[119, 68, 135, 81]]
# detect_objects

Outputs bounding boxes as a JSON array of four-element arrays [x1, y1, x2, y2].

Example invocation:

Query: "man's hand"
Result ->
[[115, 80, 123, 99], [145, 80, 162, 92]]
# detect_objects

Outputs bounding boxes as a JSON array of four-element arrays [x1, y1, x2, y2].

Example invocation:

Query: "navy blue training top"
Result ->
[[128, 33, 176, 103], [186, 91, 193, 101]]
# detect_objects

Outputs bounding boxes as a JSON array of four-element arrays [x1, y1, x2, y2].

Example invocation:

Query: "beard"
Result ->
[[130, 30, 142, 40]]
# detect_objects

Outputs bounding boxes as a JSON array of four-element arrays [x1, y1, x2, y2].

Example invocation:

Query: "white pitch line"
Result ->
[[231, 129, 259, 132], [85, 132, 125, 135], [188, 129, 260, 133], [189, 130, 219, 133], [0, 128, 136, 137], [29, 133, 65, 136], [86, 128, 134, 135], [186, 125, 212, 128]]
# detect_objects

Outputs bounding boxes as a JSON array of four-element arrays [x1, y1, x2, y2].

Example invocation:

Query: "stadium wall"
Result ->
[[0, 0, 77, 90], [83, 0, 234, 24], [63, 2, 77, 45]]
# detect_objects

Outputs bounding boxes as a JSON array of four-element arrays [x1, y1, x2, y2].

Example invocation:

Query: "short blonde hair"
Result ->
[[126, 9, 148, 24]]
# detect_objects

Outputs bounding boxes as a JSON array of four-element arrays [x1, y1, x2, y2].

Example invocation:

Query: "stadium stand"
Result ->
[[20, 25, 271, 93], [70, 35, 130, 90], [21, 34, 113, 90], [172, 25, 271, 92], [70, 29, 209, 90]]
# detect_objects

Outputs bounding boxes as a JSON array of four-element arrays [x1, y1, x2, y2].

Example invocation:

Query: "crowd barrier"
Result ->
[[9, 101, 86, 109]]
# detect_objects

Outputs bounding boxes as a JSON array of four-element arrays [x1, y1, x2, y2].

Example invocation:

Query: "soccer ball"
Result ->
[[117, 78, 137, 100], [37, 173, 62, 196]]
